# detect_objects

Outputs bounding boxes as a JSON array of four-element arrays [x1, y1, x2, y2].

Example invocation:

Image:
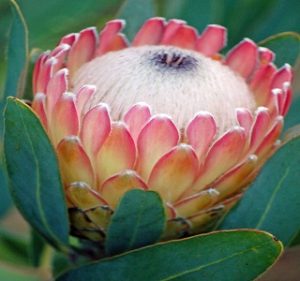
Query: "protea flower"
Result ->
[[31, 18, 292, 242]]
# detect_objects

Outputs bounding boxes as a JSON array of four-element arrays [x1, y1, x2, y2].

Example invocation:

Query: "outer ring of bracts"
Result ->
[[32, 18, 293, 241]]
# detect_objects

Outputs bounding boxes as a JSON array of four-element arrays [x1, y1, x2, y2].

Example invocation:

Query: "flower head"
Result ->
[[32, 18, 293, 241]]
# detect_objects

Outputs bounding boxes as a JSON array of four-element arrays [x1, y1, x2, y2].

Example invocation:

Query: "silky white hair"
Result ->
[[73, 46, 255, 133]]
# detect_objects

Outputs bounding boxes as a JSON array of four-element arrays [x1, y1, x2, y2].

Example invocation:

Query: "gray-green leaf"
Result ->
[[219, 136, 300, 246], [105, 189, 165, 256], [4, 98, 69, 251], [56, 230, 282, 281]]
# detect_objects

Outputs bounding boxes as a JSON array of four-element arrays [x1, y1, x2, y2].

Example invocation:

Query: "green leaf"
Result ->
[[52, 252, 74, 278], [162, 0, 216, 32], [0, 265, 39, 281], [259, 32, 300, 66], [117, 0, 155, 40], [283, 95, 300, 133], [3, 0, 28, 101], [251, 0, 300, 42], [28, 228, 47, 267], [17, 0, 122, 50], [209, 0, 300, 48], [290, 232, 300, 246], [0, 2, 11, 96], [0, 0, 29, 218], [56, 230, 282, 281], [105, 189, 165, 256], [219, 136, 300, 246], [217, 0, 277, 47], [0, 228, 29, 266], [4, 98, 69, 251], [0, 159, 12, 218]]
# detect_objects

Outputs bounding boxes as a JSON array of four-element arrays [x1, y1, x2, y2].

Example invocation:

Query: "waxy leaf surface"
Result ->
[[57, 230, 282, 281], [4, 0, 28, 102], [105, 189, 165, 256], [4, 98, 69, 250], [219, 136, 300, 245], [0, 0, 28, 218]]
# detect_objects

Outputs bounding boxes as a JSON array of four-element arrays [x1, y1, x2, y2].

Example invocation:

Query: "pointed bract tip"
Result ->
[[69, 181, 90, 189], [34, 92, 46, 100], [283, 81, 291, 89], [248, 154, 258, 162], [255, 106, 269, 114], [107, 19, 126, 29], [205, 188, 220, 197], [63, 135, 81, 143], [150, 113, 173, 121], [62, 91, 76, 100], [231, 126, 245, 133], [271, 88, 283, 95]]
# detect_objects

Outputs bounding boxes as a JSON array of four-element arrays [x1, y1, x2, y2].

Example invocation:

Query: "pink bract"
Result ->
[[32, 17, 292, 241]]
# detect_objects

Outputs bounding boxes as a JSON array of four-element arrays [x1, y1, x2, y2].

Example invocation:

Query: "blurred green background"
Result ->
[[0, 0, 299, 280]]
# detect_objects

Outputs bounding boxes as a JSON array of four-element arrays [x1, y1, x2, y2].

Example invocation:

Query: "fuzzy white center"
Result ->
[[73, 46, 256, 132]]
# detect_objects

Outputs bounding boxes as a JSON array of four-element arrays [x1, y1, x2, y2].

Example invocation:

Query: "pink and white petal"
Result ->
[[52, 44, 71, 73], [80, 103, 111, 158], [160, 19, 186, 44], [46, 68, 68, 116], [32, 93, 47, 129], [67, 27, 98, 76], [250, 63, 276, 105], [50, 92, 79, 145], [59, 33, 78, 46], [270, 64, 293, 90], [123, 102, 152, 143], [214, 154, 258, 200], [132, 17, 165, 46], [265, 91, 280, 120], [96, 122, 136, 184], [66, 181, 106, 210], [249, 107, 271, 152], [33, 52, 49, 94], [225, 38, 258, 78], [196, 25, 227, 56], [255, 117, 283, 159], [191, 126, 247, 193], [148, 144, 198, 203], [101, 33, 128, 53], [174, 189, 219, 218], [258, 47, 275, 65], [136, 114, 179, 181], [96, 20, 127, 56], [163, 25, 197, 49], [36, 57, 56, 94], [272, 88, 285, 115], [57, 136, 95, 187], [235, 108, 253, 136], [282, 82, 293, 116], [51, 43, 68, 57], [96, 34, 128, 56], [186, 111, 217, 161], [100, 170, 148, 208], [76, 85, 97, 116], [32, 54, 45, 91]]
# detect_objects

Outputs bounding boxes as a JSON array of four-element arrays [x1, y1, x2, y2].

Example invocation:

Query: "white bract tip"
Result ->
[[248, 154, 258, 162], [64, 135, 80, 143]]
